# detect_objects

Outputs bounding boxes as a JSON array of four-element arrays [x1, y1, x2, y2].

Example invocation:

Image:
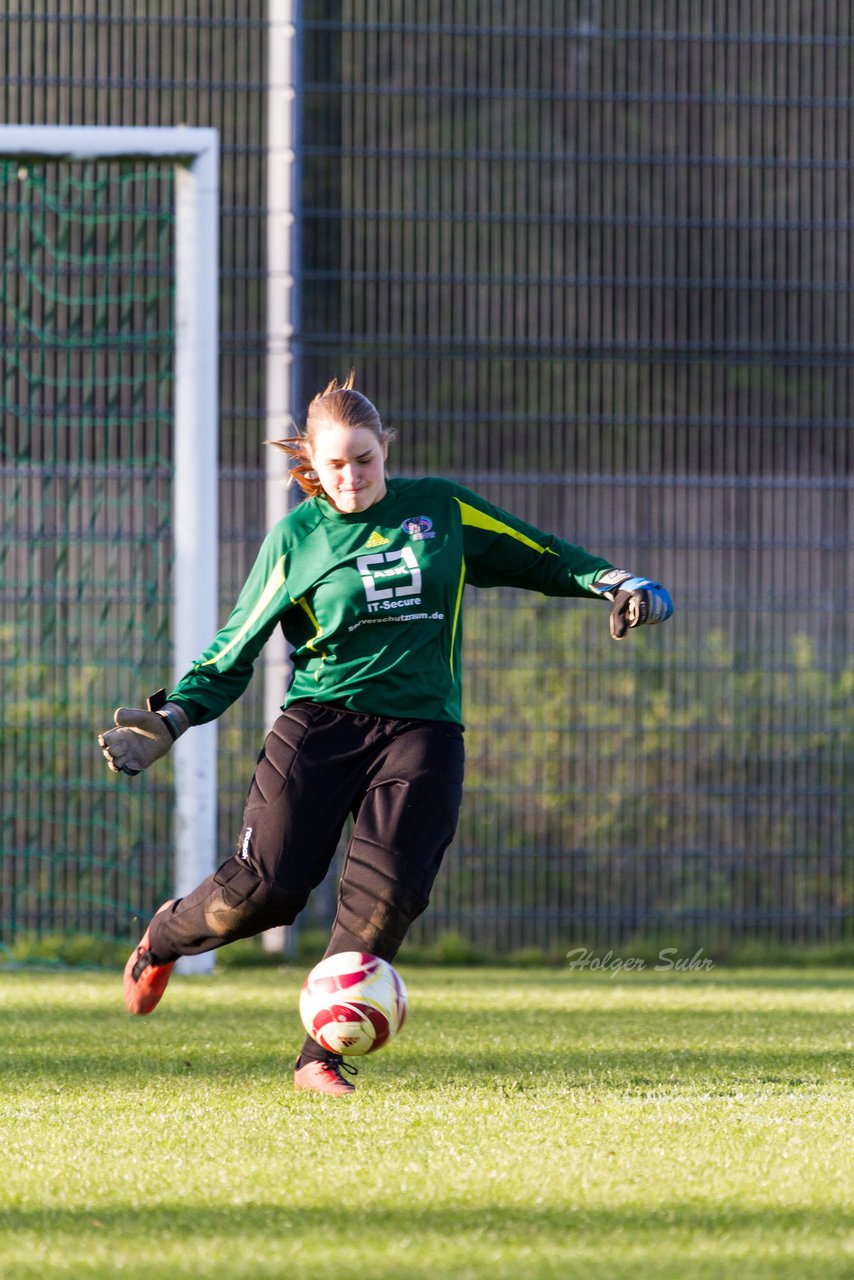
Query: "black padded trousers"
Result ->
[[147, 700, 465, 1059]]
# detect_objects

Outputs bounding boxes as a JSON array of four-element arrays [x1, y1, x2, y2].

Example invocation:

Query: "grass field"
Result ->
[[1, 964, 852, 1279]]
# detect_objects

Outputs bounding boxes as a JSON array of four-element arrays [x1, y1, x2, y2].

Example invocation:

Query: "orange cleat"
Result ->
[[123, 900, 177, 1015], [294, 1057, 358, 1096]]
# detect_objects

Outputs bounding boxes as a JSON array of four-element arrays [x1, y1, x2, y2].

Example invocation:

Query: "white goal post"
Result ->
[[0, 125, 220, 973]]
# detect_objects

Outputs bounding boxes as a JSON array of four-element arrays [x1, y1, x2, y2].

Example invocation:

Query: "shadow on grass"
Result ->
[[3, 969, 852, 1091], [2, 1012, 852, 1093], [0, 1199, 850, 1236]]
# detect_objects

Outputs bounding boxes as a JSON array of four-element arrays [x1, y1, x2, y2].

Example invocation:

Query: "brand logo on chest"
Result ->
[[363, 530, 390, 549], [356, 546, 422, 612]]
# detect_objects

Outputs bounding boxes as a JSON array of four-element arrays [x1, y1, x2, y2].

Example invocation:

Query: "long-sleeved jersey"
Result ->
[[168, 476, 613, 726]]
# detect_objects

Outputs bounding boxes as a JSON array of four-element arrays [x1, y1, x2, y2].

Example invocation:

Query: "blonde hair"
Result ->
[[268, 371, 393, 498]]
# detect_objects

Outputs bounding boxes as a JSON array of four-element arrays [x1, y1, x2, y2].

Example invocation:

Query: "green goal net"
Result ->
[[1, 157, 177, 955]]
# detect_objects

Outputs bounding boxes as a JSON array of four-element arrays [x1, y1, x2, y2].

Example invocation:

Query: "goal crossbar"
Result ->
[[0, 125, 220, 973]]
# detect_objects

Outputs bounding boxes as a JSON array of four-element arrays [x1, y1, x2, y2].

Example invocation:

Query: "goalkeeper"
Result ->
[[98, 374, 673, 1096]]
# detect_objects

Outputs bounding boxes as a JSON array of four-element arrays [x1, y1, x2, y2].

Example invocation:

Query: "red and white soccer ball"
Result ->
[[299, 951, 408, 1056]]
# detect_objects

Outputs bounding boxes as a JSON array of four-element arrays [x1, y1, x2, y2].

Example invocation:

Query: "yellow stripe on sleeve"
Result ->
[[454, 498, 559, 556], [295, 595, 328, 681], [295, 595, 323, 652], [201, 555, 287, 667], [449, 558, 466, 674]]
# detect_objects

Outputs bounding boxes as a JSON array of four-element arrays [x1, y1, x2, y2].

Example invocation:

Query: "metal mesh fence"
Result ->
[[1, 3, 852, 954], [0, 159, 176, 939]]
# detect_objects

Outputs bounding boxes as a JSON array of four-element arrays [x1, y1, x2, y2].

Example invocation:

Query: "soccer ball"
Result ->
[[299, 951, 408, 1056]]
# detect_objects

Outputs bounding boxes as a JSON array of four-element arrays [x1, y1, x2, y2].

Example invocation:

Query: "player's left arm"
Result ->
[[450, 483, 673, 639], [450, 485, 608, 594]]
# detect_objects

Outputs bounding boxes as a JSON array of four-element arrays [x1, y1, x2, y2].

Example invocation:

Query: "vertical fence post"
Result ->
[[263, 0, 302, 955], [173, 134, 220, 975]]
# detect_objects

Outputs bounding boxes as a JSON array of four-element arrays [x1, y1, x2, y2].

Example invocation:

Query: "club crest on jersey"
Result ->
[[401, 515, 436, 541]]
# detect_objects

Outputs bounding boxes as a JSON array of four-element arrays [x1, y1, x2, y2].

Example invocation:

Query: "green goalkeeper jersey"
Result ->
[[168, 476, 613, 726]]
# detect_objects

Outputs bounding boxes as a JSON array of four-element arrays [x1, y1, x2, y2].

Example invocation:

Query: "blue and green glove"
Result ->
[[591, 570, 673, 640]]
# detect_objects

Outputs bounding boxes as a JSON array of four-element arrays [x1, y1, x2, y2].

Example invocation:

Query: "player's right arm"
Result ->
[[98, 521, 295, 775]]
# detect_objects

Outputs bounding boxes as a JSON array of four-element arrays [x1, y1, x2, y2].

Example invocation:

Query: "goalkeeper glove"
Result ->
[[591, 570, 674, 640], [98, 689, 190, 777]]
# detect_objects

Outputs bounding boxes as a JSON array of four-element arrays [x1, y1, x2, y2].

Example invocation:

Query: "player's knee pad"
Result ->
[[207, 856, 310, 938], [334, 874, 428, 959]]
